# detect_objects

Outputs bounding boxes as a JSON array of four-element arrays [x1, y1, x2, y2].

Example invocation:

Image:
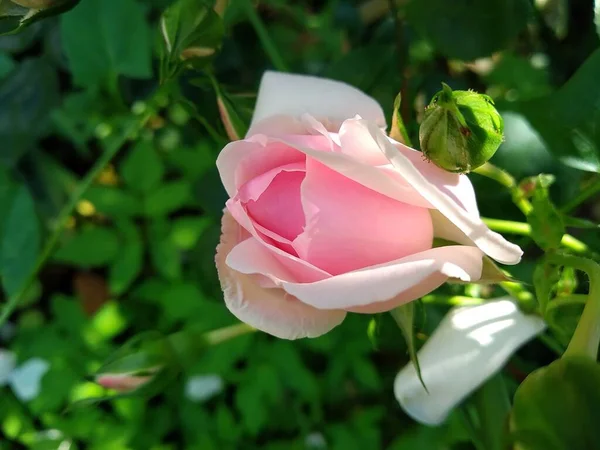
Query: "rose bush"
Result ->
[[215, 72, 523, 339]]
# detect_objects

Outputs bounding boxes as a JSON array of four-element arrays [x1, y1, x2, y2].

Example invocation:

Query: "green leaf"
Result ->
[[160, 0, 224, 76], [0, 52, 14, 79], [519, 49, 600, 173], [469, 373, 511, 450], [169, 216, 210, 250], [143, 181, 191, 217], [525, 175, 565, 250], [1, 184, 40, 297], [120, 141, 165, 193], [405, 0, 532, 60], [54, 227, 119, 267], [109, 219, 143, 295], [510, 356, 600, 450], [60, 0, 152, 88], [149, 220, 181, 280], [390, 303, 426, 390], [0, 58, 59, 166], [83, 185, 141, 217]]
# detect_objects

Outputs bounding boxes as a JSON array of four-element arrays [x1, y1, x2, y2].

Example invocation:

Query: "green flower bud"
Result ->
[[419, 83, 504, 173]]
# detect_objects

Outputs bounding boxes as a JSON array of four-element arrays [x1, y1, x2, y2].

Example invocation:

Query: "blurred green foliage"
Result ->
[[0, 0, 599, 448]]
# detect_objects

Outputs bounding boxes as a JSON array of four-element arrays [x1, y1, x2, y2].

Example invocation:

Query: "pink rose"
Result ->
[[215, 72, 522, 339]]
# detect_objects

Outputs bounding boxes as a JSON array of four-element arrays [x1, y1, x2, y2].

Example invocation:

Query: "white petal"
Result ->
[[9, 358, 50, 402], [185, 374, 224, 402], [248, 72, 386, 135], [394, 298, 546, 425]]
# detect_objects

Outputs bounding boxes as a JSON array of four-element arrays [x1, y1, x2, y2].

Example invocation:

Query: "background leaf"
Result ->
[[60, 0, 152, 87], [1, 183, 40, 297]]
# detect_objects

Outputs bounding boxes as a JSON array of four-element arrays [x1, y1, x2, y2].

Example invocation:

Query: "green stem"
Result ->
[[473, 163, 532, 215], [421, 294, 484, 306], [205, 323, 256, 345], [242, 0, 289, 72], [560, 178, 600, 213], [0, 113, 151, 327], [482, 218, 589, 254], [546, 253, 600, 359], [167, 323, 256, 361]]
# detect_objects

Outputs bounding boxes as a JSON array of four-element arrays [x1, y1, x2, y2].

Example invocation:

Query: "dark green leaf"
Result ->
[[469, 373, 511, 450], [83, 185, 141, 217], [54, 227, 119, 267], [1, 184, 40, 297], [0, 52, 14, 79], [109, 219, 143, 295], [149, 220, 181, 280], [0, 58, 59, 166], [519, 49, 600, 173], [510, 356, 600, 450], [121, 141, 164, 193], [405, 0, 532, 60], [60, 0, 152, 87], [143, 181, 191, 217]]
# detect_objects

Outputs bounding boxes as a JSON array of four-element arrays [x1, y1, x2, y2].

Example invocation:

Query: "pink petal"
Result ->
[[216, 137, 305, 198], [217, 134, 336, 198], [227, 200, 330, 283], [239, 163, 306, 241], [360, 120, 523, 265], [248, 72, 386, 135], [227, 242, 483, 312], [282, 246, 483, 311], [293, 158, 433, 275], [216, 212, 346, 339]]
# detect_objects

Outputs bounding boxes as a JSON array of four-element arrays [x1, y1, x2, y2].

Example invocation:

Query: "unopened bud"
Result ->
[[96, 369, 159, 393], [419, 83, 504, 173]]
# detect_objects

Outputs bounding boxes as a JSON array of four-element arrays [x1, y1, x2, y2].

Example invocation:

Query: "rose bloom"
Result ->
[[215, 72, 522, 339]]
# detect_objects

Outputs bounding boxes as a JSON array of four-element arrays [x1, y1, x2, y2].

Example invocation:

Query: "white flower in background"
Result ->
[[394, 298, 546, 426], [185, 374, 223, 402], [0, 351, 50, 402]]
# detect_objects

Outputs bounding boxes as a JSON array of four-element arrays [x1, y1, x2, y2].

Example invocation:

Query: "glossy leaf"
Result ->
[[520, 49, 600, 173], [510, 356, 600, 450]]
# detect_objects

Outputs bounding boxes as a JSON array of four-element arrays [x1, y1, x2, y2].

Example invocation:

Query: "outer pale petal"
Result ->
[[394, 299, 546, 425], [216, 212, 346, 339], [227, 242, 483, 312], [362, 121, 523, 264], [248, 71, 386, 135]]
